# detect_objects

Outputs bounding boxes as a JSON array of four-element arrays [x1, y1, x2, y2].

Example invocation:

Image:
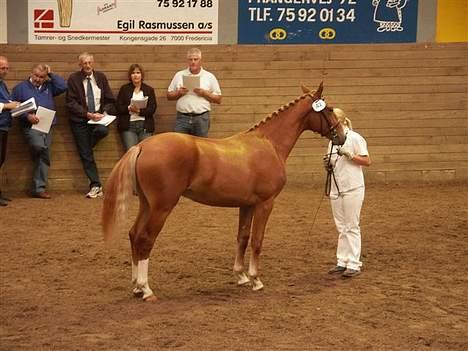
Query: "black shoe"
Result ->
[[328, 265, 346, 274], [342, 269, 361, 278], [0, 195, 11, 201], [0, 198, 8, 207]]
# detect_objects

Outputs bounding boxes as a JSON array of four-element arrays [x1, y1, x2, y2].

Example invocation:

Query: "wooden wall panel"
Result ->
[[0, 42, 467, 193]]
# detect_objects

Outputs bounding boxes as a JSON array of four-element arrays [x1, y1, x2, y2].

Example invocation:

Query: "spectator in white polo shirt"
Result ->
[[167, 48, 222, 137]]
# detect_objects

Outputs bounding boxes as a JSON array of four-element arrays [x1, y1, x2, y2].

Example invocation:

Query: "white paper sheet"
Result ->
[[130, 96, 148, 109], [11, 97, 37, 118], [32, 106, 55, 134], [87, 114, 116, 126], [182, 75, 200, 91]]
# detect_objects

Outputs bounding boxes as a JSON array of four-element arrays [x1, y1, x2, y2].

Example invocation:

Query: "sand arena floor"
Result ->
[[0, 182, 467, 351]]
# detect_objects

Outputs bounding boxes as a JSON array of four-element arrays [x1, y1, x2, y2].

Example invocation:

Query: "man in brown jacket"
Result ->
[[66, 52, 115, 198]]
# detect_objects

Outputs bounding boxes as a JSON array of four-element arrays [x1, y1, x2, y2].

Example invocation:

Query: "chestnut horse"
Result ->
[[102, 83, 346, 301]]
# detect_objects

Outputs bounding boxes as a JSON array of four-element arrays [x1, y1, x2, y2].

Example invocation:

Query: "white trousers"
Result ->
[[330, 186, 365, 271]]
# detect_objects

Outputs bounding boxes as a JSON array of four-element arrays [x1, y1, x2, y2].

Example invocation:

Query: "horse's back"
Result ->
[[136, 132, 286, 207]]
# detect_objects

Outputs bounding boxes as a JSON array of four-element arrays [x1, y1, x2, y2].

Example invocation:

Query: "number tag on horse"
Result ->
[[312, 99, 326, 112]]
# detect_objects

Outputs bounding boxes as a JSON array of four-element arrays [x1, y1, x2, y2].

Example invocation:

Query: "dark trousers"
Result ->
[[0, 130, 7, 196], [70, 121, 108, 188], [0, 129, 7, 169]]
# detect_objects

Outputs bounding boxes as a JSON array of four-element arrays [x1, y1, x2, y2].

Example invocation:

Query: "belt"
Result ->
[[180, 111, 208, 117]]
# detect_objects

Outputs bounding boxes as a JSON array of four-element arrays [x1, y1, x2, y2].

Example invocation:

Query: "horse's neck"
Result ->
[[255, 98, 309, 161]]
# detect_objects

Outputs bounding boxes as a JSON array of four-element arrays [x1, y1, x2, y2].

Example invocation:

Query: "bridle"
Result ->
[[318, 108, 340, 142], [306, 93, 343, 196], [309, 94, 341, 143]]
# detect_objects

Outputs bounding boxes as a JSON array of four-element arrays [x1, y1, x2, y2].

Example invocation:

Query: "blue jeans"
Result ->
[[174, 111, 210, 137], [23, 127, 53, 194], [120, 120, 152, 151], [70, 121, 108, 188]]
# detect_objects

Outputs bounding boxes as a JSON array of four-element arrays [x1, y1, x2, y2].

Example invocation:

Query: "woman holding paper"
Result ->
[[11, 64, 67, 199], [116, 64, 157, 151]]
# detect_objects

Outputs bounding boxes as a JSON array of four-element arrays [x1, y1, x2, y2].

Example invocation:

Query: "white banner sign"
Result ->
[[28, 0, 218, 45]]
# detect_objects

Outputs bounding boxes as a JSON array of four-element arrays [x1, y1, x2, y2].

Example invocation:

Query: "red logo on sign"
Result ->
[[34, 9, 54, 29]]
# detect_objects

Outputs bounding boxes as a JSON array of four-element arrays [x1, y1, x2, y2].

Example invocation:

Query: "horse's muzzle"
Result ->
[[331, 131, 346, 145]]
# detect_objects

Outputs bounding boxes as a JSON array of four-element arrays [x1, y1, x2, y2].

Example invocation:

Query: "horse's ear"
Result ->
[[301, 83, 311, 94], [315, 81, 324, 98]]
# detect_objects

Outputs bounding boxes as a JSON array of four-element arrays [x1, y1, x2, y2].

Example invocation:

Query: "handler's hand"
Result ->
[[338, 148, 355, 160], [322, 155, 332, 171]]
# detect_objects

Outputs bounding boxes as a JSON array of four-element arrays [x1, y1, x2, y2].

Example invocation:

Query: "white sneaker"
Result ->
[[86, 186, 103, 198]]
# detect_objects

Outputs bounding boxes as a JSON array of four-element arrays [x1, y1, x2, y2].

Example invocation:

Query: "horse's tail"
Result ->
[[102, 145, 141, 243]]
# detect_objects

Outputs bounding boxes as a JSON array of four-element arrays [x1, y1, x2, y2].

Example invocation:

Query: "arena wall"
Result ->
[[1, 42, 467, 192]]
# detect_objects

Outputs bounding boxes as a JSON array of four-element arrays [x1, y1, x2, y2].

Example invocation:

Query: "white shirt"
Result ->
[[82, 73, 101, 112], [167, 68, 221, 114], [327, 128, 369, 198]]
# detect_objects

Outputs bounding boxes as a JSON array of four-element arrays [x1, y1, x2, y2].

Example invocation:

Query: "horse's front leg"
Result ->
[[249, 199, 274, 291], [234, 206, 254, 286]]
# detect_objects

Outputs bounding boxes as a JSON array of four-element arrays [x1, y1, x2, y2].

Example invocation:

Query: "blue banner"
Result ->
[[238, 0, 418, 44]]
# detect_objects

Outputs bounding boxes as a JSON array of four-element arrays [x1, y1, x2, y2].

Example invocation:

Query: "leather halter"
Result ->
[[309, 94, 340, 141]]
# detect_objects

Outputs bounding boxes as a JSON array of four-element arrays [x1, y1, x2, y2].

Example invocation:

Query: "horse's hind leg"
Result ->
[[234, 206, 254, 286], [249, 199, 274, 291], [129, 199, 151, 298], [130, 206, 174, 301]]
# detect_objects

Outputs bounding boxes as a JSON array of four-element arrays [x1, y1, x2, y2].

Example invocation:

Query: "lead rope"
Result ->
[[310, 151, 338, 234], [309, 191, 326, 234], [324, 150, 341, 197], [309, 111, 329, 233]]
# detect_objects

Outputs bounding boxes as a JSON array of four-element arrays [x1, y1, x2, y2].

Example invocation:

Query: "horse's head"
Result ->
[[301, 82, 346, 145]]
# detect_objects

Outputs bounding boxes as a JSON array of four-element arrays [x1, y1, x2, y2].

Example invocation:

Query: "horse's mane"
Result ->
[[247, 93, 312, 132]]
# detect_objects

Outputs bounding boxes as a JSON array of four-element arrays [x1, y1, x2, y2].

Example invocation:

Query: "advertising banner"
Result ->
[[28, 0, 218, 45], [238, 0, 418, 44]]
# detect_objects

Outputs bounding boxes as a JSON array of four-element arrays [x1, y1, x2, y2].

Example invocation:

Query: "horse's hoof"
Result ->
[[236, 272, 250, 286], [133, 288, 144, 297], [251, 278, 264, 291], [143, 294, 158, 302]]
